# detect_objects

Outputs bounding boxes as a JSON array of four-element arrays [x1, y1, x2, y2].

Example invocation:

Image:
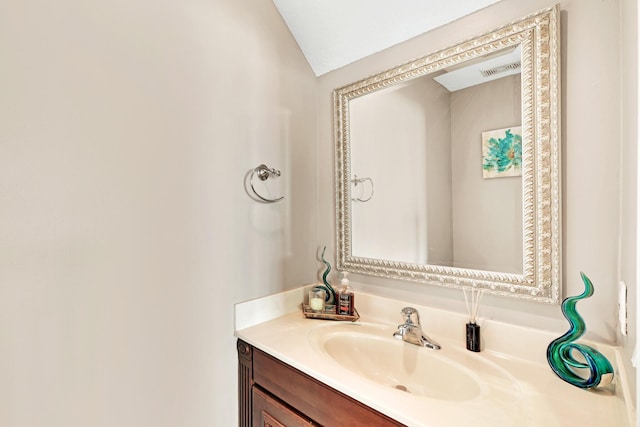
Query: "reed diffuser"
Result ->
[[463, 288, 483, 352]]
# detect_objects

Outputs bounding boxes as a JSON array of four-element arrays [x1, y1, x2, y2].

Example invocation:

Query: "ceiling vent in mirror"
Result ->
[[433, 45, 522, 92], [480, 61, 521, 77]]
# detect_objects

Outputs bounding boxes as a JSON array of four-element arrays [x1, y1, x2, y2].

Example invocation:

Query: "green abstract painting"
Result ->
[[482, 126, 522, 178]]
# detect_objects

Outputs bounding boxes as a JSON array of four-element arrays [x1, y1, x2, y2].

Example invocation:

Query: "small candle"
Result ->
[[309, 289, 326, 312], [310, 297, 324, 311]]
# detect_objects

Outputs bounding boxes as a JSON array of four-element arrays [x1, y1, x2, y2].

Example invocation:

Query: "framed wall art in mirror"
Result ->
[[334, 6, 561, 303]]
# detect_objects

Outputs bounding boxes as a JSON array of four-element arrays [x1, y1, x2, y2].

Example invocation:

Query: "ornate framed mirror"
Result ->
[[334, 6, 561, 303]]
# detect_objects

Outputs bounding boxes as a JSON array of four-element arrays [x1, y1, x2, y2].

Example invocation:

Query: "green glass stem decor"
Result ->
[[316, 246, 337, 304], [546, 272, 614, 388]]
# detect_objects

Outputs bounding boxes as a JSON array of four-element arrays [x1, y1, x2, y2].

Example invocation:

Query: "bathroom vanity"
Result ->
[[235, 288, 633, 427], [238, 340, 403, 426]]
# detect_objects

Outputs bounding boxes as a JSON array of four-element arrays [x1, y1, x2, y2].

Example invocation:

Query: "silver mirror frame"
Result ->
[[334, 6, 561, 303]]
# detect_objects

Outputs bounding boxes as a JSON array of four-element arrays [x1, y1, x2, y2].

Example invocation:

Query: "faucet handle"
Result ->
[[400, 307, 421, 325]]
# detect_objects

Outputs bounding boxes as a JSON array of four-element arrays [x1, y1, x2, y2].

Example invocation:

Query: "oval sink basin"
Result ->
[[310, 323, 483, 401]]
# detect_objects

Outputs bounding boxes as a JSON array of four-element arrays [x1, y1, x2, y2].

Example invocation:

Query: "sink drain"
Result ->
[[394, 384, 409, 393]]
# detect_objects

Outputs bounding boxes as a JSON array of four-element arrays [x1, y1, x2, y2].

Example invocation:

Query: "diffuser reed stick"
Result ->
[[463, 288, 483, 352], [463, 287, 483, 324]]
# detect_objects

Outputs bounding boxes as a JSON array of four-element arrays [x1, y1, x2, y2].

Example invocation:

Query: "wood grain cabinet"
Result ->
[[252, 386, 315, 427], [238, 339, 405, 427]]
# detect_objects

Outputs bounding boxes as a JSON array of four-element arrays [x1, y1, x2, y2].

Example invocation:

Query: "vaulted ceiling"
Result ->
[[272, 0, 503, 76]]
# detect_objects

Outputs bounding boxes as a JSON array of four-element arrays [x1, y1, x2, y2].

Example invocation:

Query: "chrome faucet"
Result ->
[[393, 307, 441, 350]]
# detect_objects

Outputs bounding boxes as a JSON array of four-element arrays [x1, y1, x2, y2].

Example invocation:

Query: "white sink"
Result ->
[[309, 322, 504, 401]]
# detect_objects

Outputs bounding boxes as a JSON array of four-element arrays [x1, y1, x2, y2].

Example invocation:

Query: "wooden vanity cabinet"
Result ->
[[252, 386, 315, 427], [238, 339, 405, 427]]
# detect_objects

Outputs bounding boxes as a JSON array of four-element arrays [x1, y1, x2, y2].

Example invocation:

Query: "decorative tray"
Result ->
[[302, 304, 360, 322]]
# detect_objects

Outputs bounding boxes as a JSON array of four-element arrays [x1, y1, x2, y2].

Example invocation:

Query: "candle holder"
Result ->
[[308, 289, 326, 312]]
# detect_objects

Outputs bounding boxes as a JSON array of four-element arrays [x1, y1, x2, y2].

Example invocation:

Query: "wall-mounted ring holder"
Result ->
[[247, 164, 284, 203], [351, 175, 373, 203]]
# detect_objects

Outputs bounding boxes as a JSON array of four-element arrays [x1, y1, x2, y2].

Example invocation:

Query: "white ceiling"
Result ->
[[272, 0, 503, 76]]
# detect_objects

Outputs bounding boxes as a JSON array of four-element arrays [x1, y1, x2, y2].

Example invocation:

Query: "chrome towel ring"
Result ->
[[351, 175, 373, 202], [249, 164, 284, 203]]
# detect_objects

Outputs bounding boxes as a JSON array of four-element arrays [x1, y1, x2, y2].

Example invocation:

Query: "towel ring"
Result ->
[[249, 164, 284, 203], [351, 175, 374, 202]]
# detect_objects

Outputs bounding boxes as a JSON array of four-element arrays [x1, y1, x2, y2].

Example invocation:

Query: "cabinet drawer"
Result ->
[[253, 348, 404, 427], [253, 386, 316, 427]]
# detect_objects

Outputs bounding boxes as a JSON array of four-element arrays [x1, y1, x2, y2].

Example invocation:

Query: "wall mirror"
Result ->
[[334, 6, 561, 303]]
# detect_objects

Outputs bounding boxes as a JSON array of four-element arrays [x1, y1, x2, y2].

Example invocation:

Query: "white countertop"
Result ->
[[234, 287, 634, 427]]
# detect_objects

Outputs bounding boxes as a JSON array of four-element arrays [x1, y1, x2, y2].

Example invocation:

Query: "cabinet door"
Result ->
[[252, 386, 316, 427], [252, 348, 405, 427]]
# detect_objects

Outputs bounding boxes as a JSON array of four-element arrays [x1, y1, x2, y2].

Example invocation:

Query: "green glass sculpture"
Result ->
[[546, 272, 614, 388], [315, 246, 337, 304]]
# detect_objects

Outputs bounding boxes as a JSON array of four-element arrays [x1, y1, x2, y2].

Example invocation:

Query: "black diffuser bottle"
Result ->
[[464, 288, 483, 352], [466, 322, 481, 352]]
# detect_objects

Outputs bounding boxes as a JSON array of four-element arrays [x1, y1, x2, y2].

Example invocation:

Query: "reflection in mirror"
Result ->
[[335, 6, 561, 303], [350, 46, 523, 274]]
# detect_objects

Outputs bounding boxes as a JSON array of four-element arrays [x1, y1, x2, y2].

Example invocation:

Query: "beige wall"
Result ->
[[350, 77, 452, 264], [318, 0, 625, 347], [620, 0, 638, 406], [0, 0, 317, 425], [450, 75, 522, 273]]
